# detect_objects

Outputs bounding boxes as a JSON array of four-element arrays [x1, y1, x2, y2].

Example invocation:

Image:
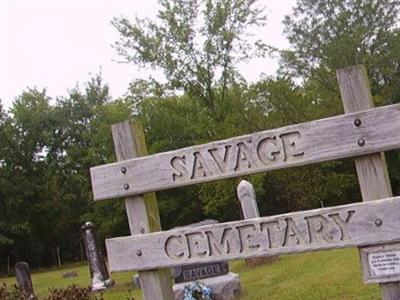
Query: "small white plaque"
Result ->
[[368, 250, 400, 277]]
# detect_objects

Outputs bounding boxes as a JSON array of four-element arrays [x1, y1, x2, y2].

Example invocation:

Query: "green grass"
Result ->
[[1, 248, 380, 299]]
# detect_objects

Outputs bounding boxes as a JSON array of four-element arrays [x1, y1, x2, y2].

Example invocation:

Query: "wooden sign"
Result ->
[[91, 104, 400, 200], [106, 197, 400, 272]]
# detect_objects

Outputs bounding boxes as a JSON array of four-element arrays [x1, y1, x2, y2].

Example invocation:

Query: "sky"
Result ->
[[0, 0, 296, 110]]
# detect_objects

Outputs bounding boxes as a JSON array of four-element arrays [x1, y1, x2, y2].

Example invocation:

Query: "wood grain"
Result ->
[[337, 65, 400, 298], [106, 197, 400, 271], [111, 121, 174, 300], [92, 104, 400, 200]]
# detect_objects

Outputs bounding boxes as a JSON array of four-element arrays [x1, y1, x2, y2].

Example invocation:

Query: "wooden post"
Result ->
[[337, 65, 400, 299], [111, 120, 174, 300]]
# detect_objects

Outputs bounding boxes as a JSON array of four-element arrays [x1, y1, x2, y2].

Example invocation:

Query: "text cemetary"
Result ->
[[106, 197, 400, 272]]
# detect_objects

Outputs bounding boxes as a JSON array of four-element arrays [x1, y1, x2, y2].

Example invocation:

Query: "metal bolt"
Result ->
[[358, 138, 365, 147], [124, 183, 130, 190], [121, 167, 127, 174], [137, 250, 142, 256], [354, 119, 362, 127], [375, 219, 383, 227]]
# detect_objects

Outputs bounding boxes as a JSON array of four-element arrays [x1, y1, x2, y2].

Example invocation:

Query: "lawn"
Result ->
[[1, 248, 380, 300]]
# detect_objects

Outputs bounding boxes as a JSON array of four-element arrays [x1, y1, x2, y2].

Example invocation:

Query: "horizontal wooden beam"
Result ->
[[106, 197, 400, 271], [91, 104, 400, 201]]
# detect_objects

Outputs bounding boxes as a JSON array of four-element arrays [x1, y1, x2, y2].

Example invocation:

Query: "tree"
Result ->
[[0, 89, 56, 266], [112, 0, 268, 121], [281, 0, 400, 108], [278, 0, 400, 214]]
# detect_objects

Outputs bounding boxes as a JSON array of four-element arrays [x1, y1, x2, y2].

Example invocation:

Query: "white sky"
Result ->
[[0, 0, 295, 110]]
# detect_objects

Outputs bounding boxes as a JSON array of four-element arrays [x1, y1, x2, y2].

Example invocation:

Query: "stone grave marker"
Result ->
[[171, 219, 241, 300], [237, 180, 279, 267], [81, 221, 114, 291], [172, 220, 230, 284], [15, 261, 35, 300]]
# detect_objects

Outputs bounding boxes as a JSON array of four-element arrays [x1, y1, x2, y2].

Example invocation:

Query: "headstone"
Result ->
[[62, 271, 78, 278], [132, 274, 141, 289], [173, 261, 229, 283], [15, 261, 35, 300], [173, 272, 241, 300], [237, 180, 280, 267], [172, 220, 241, 299], [171, 220, 230, 284], [81, 221, 114, 291]]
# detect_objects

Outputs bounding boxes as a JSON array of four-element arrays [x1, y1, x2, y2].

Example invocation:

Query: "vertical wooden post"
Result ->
[[337, 65, 400, 299], [111, 120, 174, 300]]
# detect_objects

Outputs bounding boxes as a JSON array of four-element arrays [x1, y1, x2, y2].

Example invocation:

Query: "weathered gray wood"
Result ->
[[360, 242, 400, 284], [237, 180, 260, 219], [92, 104, 400, 200], [380, 283, 400, 300], [337, 65, 400, 298], [111, 121, 174, 300], [106, 197, 400, 271], [337, 65, 393, 201]]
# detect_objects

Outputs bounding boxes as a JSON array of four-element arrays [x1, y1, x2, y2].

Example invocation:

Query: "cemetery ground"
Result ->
[[1, 248, 380, 299]]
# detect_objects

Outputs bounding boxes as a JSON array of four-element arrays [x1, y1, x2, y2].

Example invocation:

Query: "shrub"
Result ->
[[0, 283, 25, 300], [44, 285, 104, 300]]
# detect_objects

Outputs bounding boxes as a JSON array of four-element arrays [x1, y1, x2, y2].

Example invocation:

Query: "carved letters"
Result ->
[[165, 210, 354, 260], [171, 131, 304, 182], [106, 197, 400, 271]]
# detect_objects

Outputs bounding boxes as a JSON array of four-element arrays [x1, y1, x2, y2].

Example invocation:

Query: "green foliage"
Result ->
[[1, 250, 381, 299], [113, 0, 267, 119], [2, 0, 400, 272], [0, 75, 134, 269], [45, 285, 105, 300], [0, 283, 25, 300], [281, 0, 400, 107]]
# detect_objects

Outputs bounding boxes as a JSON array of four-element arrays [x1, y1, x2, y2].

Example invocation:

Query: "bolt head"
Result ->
[[375, 219, 383, 227], [136, 250, 142, 256], [358, 139, 365, 147], [354, 119, 362, 127], [121, 167, 127, 174], [124, 183, 129, 190]]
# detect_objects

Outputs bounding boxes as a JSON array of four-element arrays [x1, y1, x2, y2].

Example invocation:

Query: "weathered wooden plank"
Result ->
[[337, 65, 400, 298], [91, 103, 400, 200], [111, 121, 174, 300], [106, 197, 400, 272]]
